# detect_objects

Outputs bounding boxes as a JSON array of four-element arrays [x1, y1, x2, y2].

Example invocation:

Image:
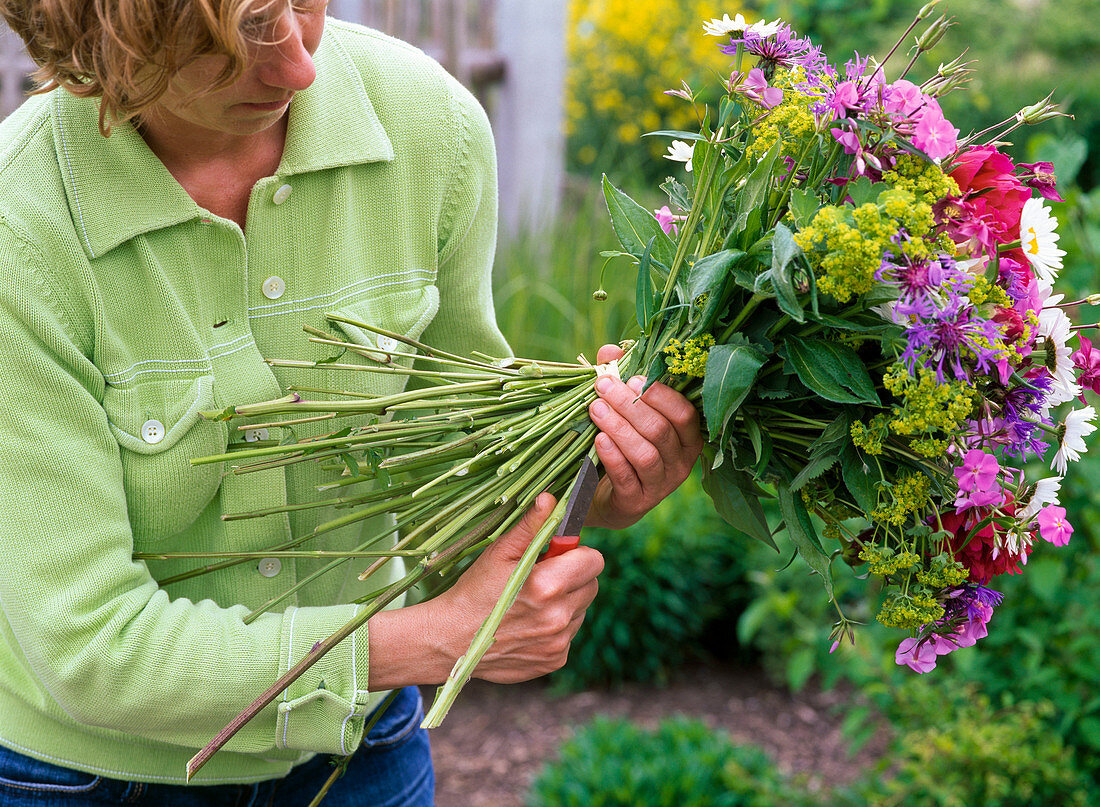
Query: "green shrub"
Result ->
[[549, 470, 754, 691], [565, 0, 747, 186], [527, 715, 813, 807], [845, 686, 1093, 807]]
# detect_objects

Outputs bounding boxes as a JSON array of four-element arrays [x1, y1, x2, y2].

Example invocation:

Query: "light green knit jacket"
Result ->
[[0, 19, 507, 784]]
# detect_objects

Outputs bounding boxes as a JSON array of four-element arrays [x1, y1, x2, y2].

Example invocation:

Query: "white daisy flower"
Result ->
[[1018, 476, 1063, 522], [1037, 302, 1081, 408], [702, 13, 782, 38], [1051, 405, 1096, 475], [664, 139, 695, 172], [1019, 197, 1066, 286]]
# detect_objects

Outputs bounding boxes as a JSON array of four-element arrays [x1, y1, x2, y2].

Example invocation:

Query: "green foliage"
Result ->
[[844, 685, 1093, 807], [549, 471, 753, 691], [526, 715, 813, 807], [492, 186, 638, 361]]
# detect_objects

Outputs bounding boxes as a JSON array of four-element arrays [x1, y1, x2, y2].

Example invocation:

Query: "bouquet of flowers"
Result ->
[[184, 1, 1094, 777]]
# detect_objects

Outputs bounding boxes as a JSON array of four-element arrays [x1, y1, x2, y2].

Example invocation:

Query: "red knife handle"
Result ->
[[543, 535, 580, 559]]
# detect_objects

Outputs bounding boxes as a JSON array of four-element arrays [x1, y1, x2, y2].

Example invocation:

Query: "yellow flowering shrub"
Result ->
[[566, 0, 745, 181]]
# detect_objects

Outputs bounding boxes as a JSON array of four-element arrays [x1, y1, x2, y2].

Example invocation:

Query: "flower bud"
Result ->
[[917, 0, 943, 19], [1086, 294, 1100, 306], [915, 14, 951, 51], [1015, 92, 1067, 125], [592, 288, 608, 302]]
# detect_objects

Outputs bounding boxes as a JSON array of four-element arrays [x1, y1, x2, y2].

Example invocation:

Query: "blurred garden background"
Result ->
[[482, 0, 1100, 805]]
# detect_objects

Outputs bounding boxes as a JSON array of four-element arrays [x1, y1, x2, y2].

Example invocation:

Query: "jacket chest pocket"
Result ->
[[323, 284, 441, 398], [102, 375, 228, 545]]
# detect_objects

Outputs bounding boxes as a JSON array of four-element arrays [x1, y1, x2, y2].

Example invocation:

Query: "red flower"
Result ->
[[948, 146, 1031, 252], [941, 507, 1031, 584], [1072, 334, 1100, 399]]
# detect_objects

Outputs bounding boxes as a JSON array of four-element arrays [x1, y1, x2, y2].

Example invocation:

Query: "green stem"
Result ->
[[186, 506, 506, 780]]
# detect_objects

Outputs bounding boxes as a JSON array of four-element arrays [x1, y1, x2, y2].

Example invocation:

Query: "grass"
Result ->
[[491, 177, 648, 360]]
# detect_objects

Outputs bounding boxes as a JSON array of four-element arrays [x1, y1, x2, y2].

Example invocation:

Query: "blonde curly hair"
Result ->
[[0, 0, 288, 133]]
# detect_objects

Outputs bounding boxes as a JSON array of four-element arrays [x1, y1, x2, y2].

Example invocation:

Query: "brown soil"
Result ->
[[425, 661, 887, 807]]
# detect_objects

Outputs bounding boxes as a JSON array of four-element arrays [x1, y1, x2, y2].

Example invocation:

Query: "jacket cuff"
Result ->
[[274, 605, 372, 754]]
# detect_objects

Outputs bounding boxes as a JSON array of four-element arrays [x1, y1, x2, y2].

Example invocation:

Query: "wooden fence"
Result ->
[[0, 0, 565, 233]]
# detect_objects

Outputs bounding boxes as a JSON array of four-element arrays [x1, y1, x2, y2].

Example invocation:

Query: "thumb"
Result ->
[[596, 343, 625, 365], [486, 492, 557, 564]]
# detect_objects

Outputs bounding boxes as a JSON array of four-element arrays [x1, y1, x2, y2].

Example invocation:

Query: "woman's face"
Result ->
[[150, 0, 328, 138]]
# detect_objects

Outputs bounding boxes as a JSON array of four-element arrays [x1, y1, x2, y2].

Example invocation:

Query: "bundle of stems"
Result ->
[[183, 322, 651, 777]]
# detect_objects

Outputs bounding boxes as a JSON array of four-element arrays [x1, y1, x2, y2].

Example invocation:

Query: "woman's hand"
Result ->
[[367, 494, 603, 688], [584, 343, 704, 530]]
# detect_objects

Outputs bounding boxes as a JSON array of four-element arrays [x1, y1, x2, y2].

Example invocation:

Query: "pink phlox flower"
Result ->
[[738, 68, 783, 109], [895, 637, 939, 673], [830, 126, 883, 176], [883, 78, 927, 117], [912, 103, 959, 162], [1071, 333, 1100, 398], [1036, 504, 1073, 546], [954, 449, 1003, 511], [653, 206, 686, 237], [825, 80, 862, 119]]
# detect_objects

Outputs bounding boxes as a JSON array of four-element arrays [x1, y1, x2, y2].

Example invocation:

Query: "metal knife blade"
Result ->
[[543, 457, 600, 559]]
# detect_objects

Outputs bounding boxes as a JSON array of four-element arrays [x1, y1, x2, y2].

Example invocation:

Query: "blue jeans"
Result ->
[[0, 686, 432, 807]]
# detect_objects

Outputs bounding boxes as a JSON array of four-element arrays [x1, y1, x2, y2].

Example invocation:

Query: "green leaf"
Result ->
[[789, 452, 839, 492], [840, 444, 877, 513], [659, 176, 691, 210], [840, 174, 891, 207], [339, 453, 361, 477], [766, 224, 805, 323], [701, 461, 776, 551], [641, 130, 708, 141], [732, 140, 781, 235], [635, 235, 658, 332], [788, 187, 821, 229], [784, 336, 880, 405], [686, 249, 744, 301], [777, 482, 834, 600], [745, 417, 764, 465], [811, 312, 892, 334], [638, 352, 667, 397], [601, 175, 676, 268], [702, 342, 766, 441]]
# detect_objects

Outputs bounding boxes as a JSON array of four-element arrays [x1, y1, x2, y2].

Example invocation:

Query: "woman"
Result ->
[[0, 1, 702, 804]]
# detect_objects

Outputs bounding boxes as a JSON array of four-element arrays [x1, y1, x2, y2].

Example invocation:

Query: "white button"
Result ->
[[377, 335, 398, 353], [141, 419, 165, 444], [257, 557, 282, 578], [262, 276, 285, 299], [272, 184, 292, 205], [244, 428, 270, 442]]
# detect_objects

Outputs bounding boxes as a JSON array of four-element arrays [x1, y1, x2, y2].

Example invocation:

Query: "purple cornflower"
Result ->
[[721, 23, 826, 74], [901, 298, 1008, 383], [999, 371, 1054, 459], [877, 252, 970, 319], [801, 54, 874, 121], [947, 585, 1003, 626]]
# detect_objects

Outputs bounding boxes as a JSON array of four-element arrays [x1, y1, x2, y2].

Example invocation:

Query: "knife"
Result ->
[[542, 456, 600, 559]]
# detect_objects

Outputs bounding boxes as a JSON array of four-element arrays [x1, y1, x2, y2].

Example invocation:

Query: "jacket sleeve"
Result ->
[[0, 222, 373, 759]]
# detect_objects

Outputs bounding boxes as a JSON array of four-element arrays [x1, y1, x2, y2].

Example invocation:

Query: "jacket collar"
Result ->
[[54, 26, 394, 260]]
